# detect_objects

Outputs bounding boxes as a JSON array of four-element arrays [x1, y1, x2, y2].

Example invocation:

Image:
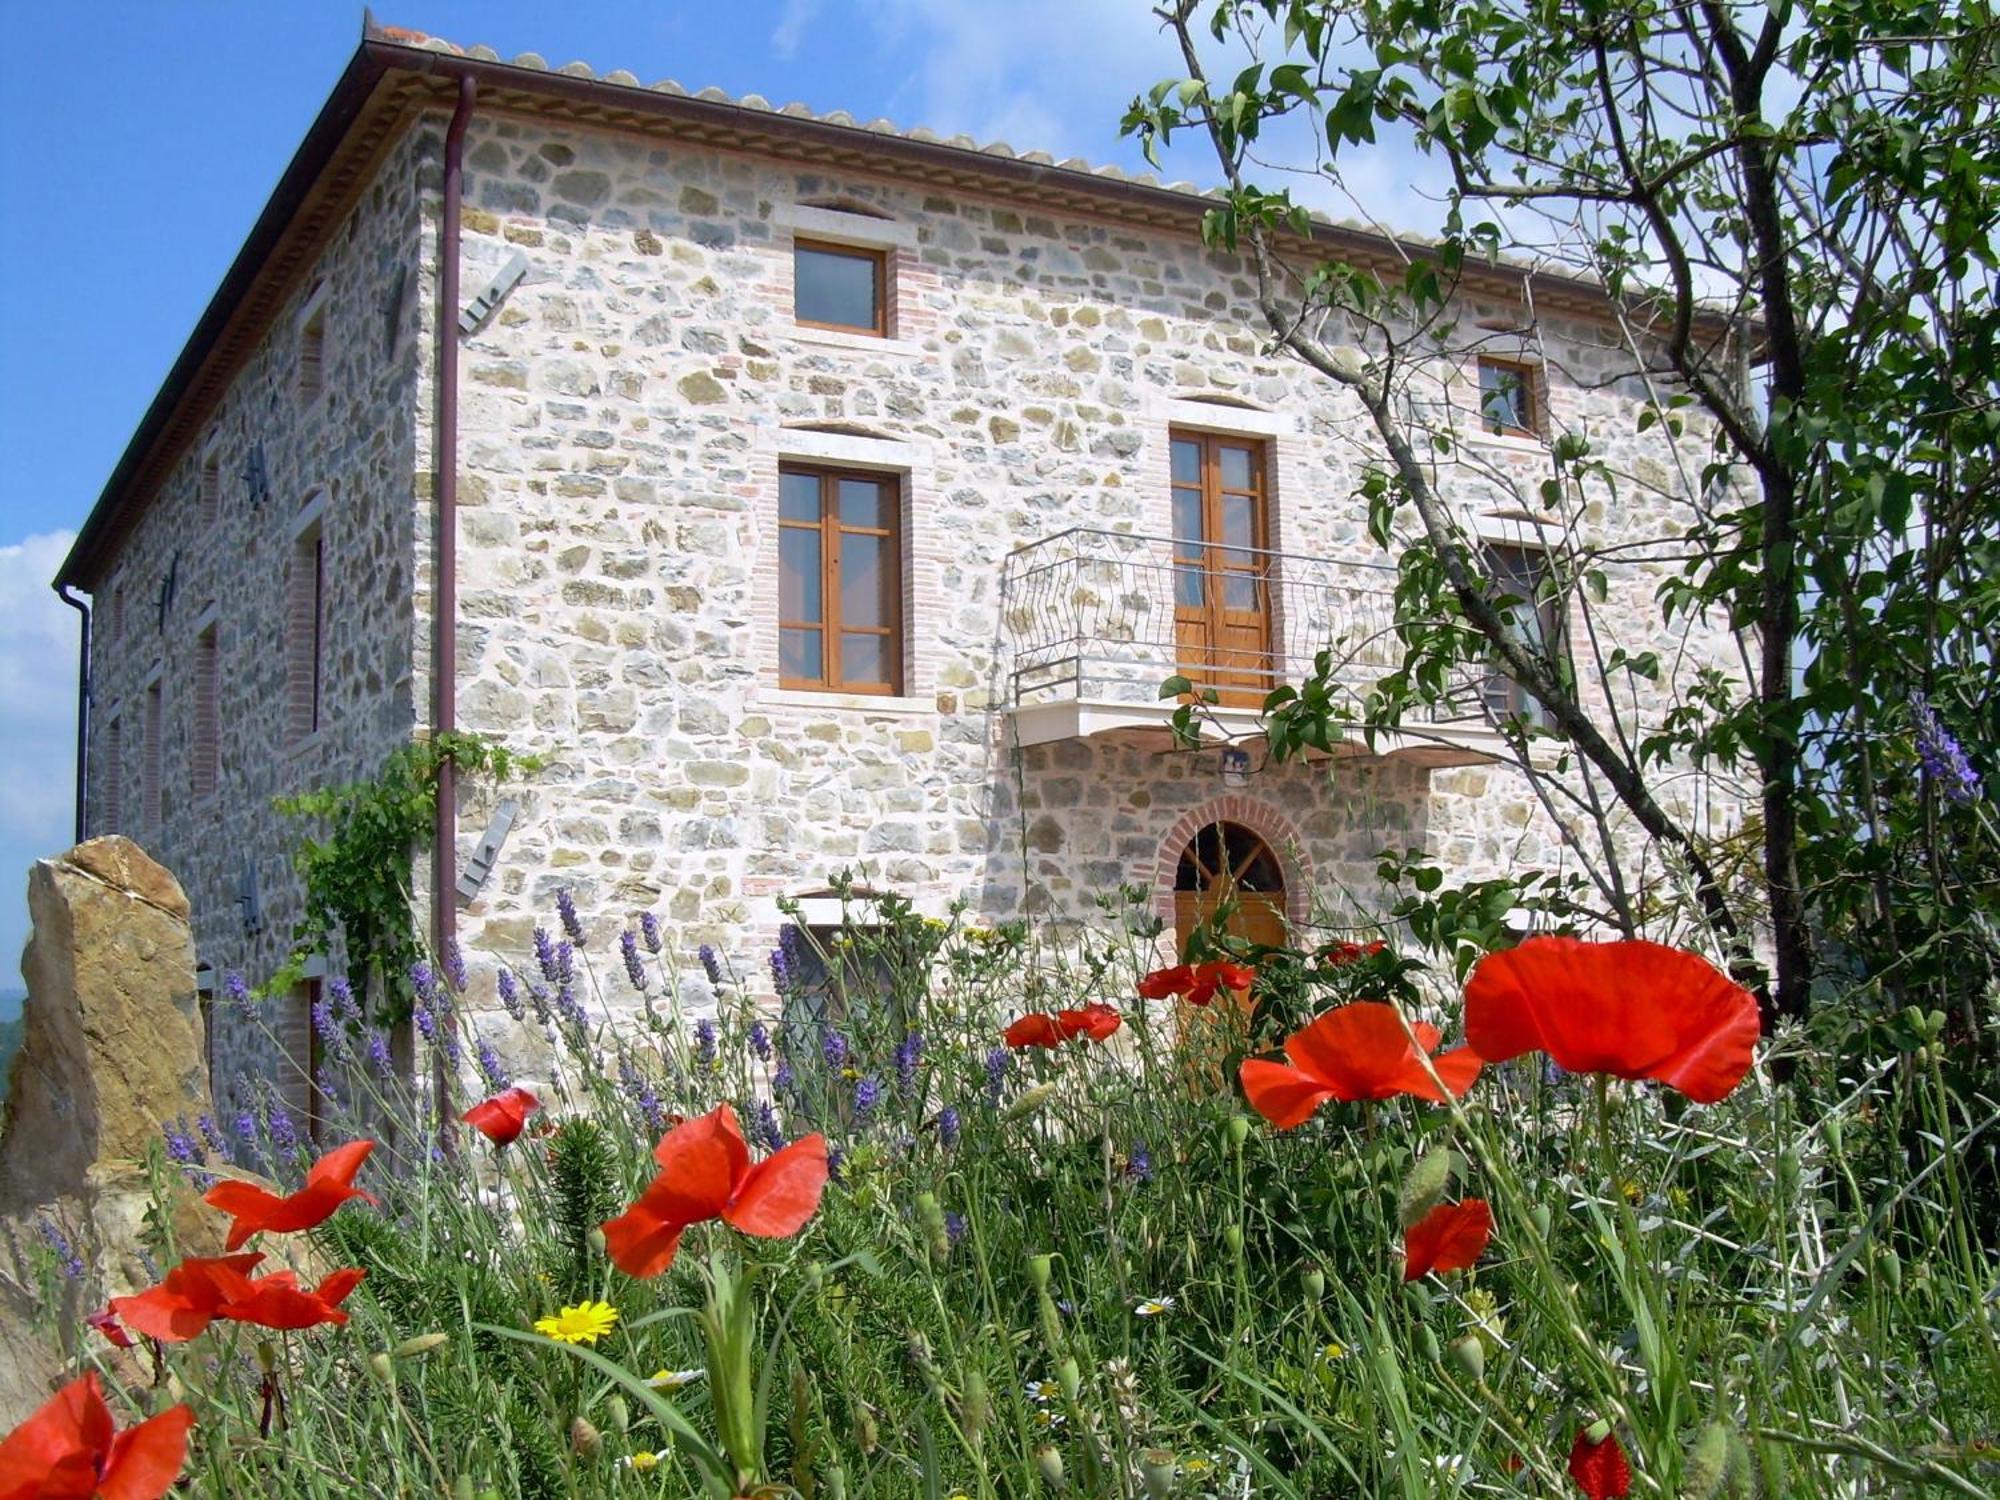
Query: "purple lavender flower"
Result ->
[[620, 928, 650, 992], [751, 1098, 786, 1152], [983, 1047, 1010, 1104], [894, 1032, 924, 1092], [853, 1074, 882, 1123], [36, 1216, 82, 1280], [1914, 694, 1982, 804], [1126, 1140, 1153, 1183], [443, 940, 469, 995], [554, 941, 576, 986], [699, 943, 723, 985], [413, 999, 438, 1044], [827, 1147, 846, 1184], [822, 1030, 850, 1071], [695, 1017, 719, 1068], [224, 970, 254, 1021], [330, 976, 361, 1024], [266, 1105, 299, 1152], [441, 1029, 463, 1071], [938, 1107, 961, 1149], [945, 1211, 968, 1246], [768, 946, 792, 994], [527, 981, 552, 1026], [533, 926, 561, 985], [619, 1056, 666, 1134], [234, 1108, 259, 1142], [367, 1031, 394, 1079], [556, 887, 585, 945], [197, 1113, 227, 1153], [409, 961, 437, 1006], [557, 984, 587, 1030], [476, 1038, 509, 1091], [164, 1118, 204, 1165], [641, 912, 664, 955], [773, 1056, 796, 1093], [748, 1021, 772, 1061], [310, 987, 334, 1037], [497, 968, 524, 1022]]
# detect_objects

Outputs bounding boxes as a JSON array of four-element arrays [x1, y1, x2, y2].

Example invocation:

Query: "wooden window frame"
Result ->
[[778, 464, 905, 695], [1476, 355, 1541, 439], [793, 238, 889, 337], [1482, 542, 1566, 724], [192, 622, 219, 801], [142, 676, 164, 838]]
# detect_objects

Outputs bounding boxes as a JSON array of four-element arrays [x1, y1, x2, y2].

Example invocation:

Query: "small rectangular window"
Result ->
[[794, 240, 887, 335], [1477, 356, 1539, 438], [193, 624, 219, 800], [142, 680, 164, 837], [778, 466, 903, 693], [1482, 543, 1565, 725], [199, 454, 221, 528], [288, 522, 327, 740], [299, 307, 327, 403], [102, 715, 122, 834]]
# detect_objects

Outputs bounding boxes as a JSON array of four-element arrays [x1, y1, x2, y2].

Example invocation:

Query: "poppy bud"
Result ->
[[1418, 1325, 1441, 1362], [1444, 1334, 1484, 1385], [568, 1416, 601, 1461], [1398, 1147, 1456, 1230], [1006, 1084, 1056, 1120], [856, 1406, 879, 1455], [257, 1340, 278, 1374], [1530, 1204, 1553, 1239], [1875, 1246, 1902, 1293], [1724, 1430, 1757, 1498], [452, 1478, 475, 1500], [606, 1395, 629, 1437], [917, 1192, 951, 1263], [1034, 1444, 1066, 1489], [1303, 1267, 1325, 1303], [1226, 1115, 1250, 1148], [1681, 1419, 1732, 1498], [587, 1227, 607, 1258], [1821, 1115, 1843, 1155], [961, 1370, 990, 1439], [1057, 1356, 1081, 1403], [1140, 1449, 1177, 1496], [367, 1352, 396, 1388], [1030, 1254, 1054, 1292], [807, 1260, 826, 1289], [824, 1464, 848, 1500], [1223, 1224, 1243, 1254], [393, 1332, 450, 1360]]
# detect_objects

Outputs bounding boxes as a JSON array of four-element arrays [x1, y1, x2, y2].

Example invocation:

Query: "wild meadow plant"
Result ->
[[5, 886, 1996, 1497]]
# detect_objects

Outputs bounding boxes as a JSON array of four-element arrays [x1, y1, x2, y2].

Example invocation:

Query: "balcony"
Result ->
[[998, 528, 1503, 767]]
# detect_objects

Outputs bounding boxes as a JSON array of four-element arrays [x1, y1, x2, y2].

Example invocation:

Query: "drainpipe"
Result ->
[[56, 584, 91, 845], [433, 75, 475, 959]]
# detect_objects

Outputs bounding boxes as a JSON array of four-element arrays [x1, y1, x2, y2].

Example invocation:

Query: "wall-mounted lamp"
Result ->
[[1219, 748, 1251, 789]]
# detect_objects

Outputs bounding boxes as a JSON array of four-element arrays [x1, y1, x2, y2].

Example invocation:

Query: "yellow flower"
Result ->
[[648, 1368, 705, 1389], [621, 1450, 667, 1471], [1319, 1340, 1348, 1363], [1617, 1177, 1645, 1204], [534, 1300, 620, 1345]]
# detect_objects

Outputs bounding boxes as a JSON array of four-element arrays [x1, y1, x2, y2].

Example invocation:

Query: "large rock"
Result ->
[[0, 838, 221, 1423]]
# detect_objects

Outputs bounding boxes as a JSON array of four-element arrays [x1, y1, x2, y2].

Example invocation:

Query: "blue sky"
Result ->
[[0, 2, 1445, 971]]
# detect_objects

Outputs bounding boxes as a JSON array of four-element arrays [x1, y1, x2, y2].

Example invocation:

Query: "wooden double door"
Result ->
[[1171, 431, 1273, 707]]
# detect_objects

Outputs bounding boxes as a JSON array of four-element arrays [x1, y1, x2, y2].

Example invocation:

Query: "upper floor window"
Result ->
[[298, 299, 328, 404], [1482, 542, 1564, 725], [142, 677, 164, 837], [192, 621, 219, 800], [199, 451, 221, 529], [779, 466, 903, 694], [287, 511, 327, 741], [1477, 356, 1540, 438], [101, 713, 122, 834], [794, 240, 886, 335]]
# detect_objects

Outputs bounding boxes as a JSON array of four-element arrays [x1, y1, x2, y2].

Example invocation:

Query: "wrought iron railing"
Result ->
[[998, 527, 1487, 721]]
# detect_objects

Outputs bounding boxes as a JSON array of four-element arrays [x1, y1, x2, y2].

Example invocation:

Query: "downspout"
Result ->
[[56, 584, 91, 845], [433, 75, 475, 959]]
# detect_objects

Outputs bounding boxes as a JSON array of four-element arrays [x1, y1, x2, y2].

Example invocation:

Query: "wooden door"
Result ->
[[1172, 822, 1288, 954], [1171, 432, 1272, 707]]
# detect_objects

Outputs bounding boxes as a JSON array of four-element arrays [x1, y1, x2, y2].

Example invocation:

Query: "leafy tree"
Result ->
[[1124, 0, 2000, 1034]]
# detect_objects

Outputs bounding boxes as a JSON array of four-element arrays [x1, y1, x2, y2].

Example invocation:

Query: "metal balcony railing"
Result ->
[[998, 528, 1486, 723]]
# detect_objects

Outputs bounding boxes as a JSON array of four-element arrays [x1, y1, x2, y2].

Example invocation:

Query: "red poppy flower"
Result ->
[[1004, 1004, 1123, 1048], [1137, 961, 1256, 1006], [218, 1266, 366, 1331], [86, 1308, 134, 1350], [203, 1139, 378, 1251], [1402, 1199, 1493, 1280], [1464, 937, 1759, 1103], [0, 1371, 193, 1500], [601, 1104, 828, 1279], [1317, 939, 1386, 967], [1568, 1427, 1632, 1498], [110, 1253, 267, 1343], [1239, 1001, 1482, 1128], [462, 1086, 540, 1147]]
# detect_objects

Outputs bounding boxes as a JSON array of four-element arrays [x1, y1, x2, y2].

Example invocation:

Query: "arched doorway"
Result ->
[[1172, 821, 1288, 954]]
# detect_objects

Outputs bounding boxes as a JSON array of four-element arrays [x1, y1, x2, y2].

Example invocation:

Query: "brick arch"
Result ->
[[1147, 794, 1315, 932]]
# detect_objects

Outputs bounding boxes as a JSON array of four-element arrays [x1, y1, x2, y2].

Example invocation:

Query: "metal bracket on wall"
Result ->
[[458, 253, 528, 337], [236, 859, 262, 935], [456, 799, 517, 900]]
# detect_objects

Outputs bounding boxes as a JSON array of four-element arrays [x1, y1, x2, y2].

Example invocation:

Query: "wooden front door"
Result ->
[[1172, 821, 1288, 954], [1171, 431, 1273, 707]]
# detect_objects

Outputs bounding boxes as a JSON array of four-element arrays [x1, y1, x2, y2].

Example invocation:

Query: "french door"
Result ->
[[1170, 431, 1273, 706]]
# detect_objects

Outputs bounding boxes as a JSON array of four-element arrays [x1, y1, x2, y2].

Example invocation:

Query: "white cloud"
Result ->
[[771, 0, 821, 61], [0, 531, 80, 969]]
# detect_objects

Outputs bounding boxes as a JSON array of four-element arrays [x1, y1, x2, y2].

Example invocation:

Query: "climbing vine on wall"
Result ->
[[268, 731, 536, 1022]]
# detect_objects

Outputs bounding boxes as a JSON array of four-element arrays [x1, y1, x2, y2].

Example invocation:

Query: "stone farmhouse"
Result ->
[[52, 22, 1747, 1124]]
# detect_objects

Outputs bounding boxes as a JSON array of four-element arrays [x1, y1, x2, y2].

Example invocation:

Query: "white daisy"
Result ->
[[647, 1368, 705, 1390], [1134, 1296, 1176, 1317]]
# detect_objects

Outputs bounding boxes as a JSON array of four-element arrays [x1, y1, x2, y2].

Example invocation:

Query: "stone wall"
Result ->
[[81, 128, 430, 1122]]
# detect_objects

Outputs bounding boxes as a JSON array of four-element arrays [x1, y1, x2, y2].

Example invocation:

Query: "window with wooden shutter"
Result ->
[[142, 678, 164, 838], [193, 623, 219, 800], [298, 306, 327, 403], [1476, 356, 1541, 438], [199, 453, 221, 529], [287, 518, 327, 741], [102, 714, 122, 834]]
